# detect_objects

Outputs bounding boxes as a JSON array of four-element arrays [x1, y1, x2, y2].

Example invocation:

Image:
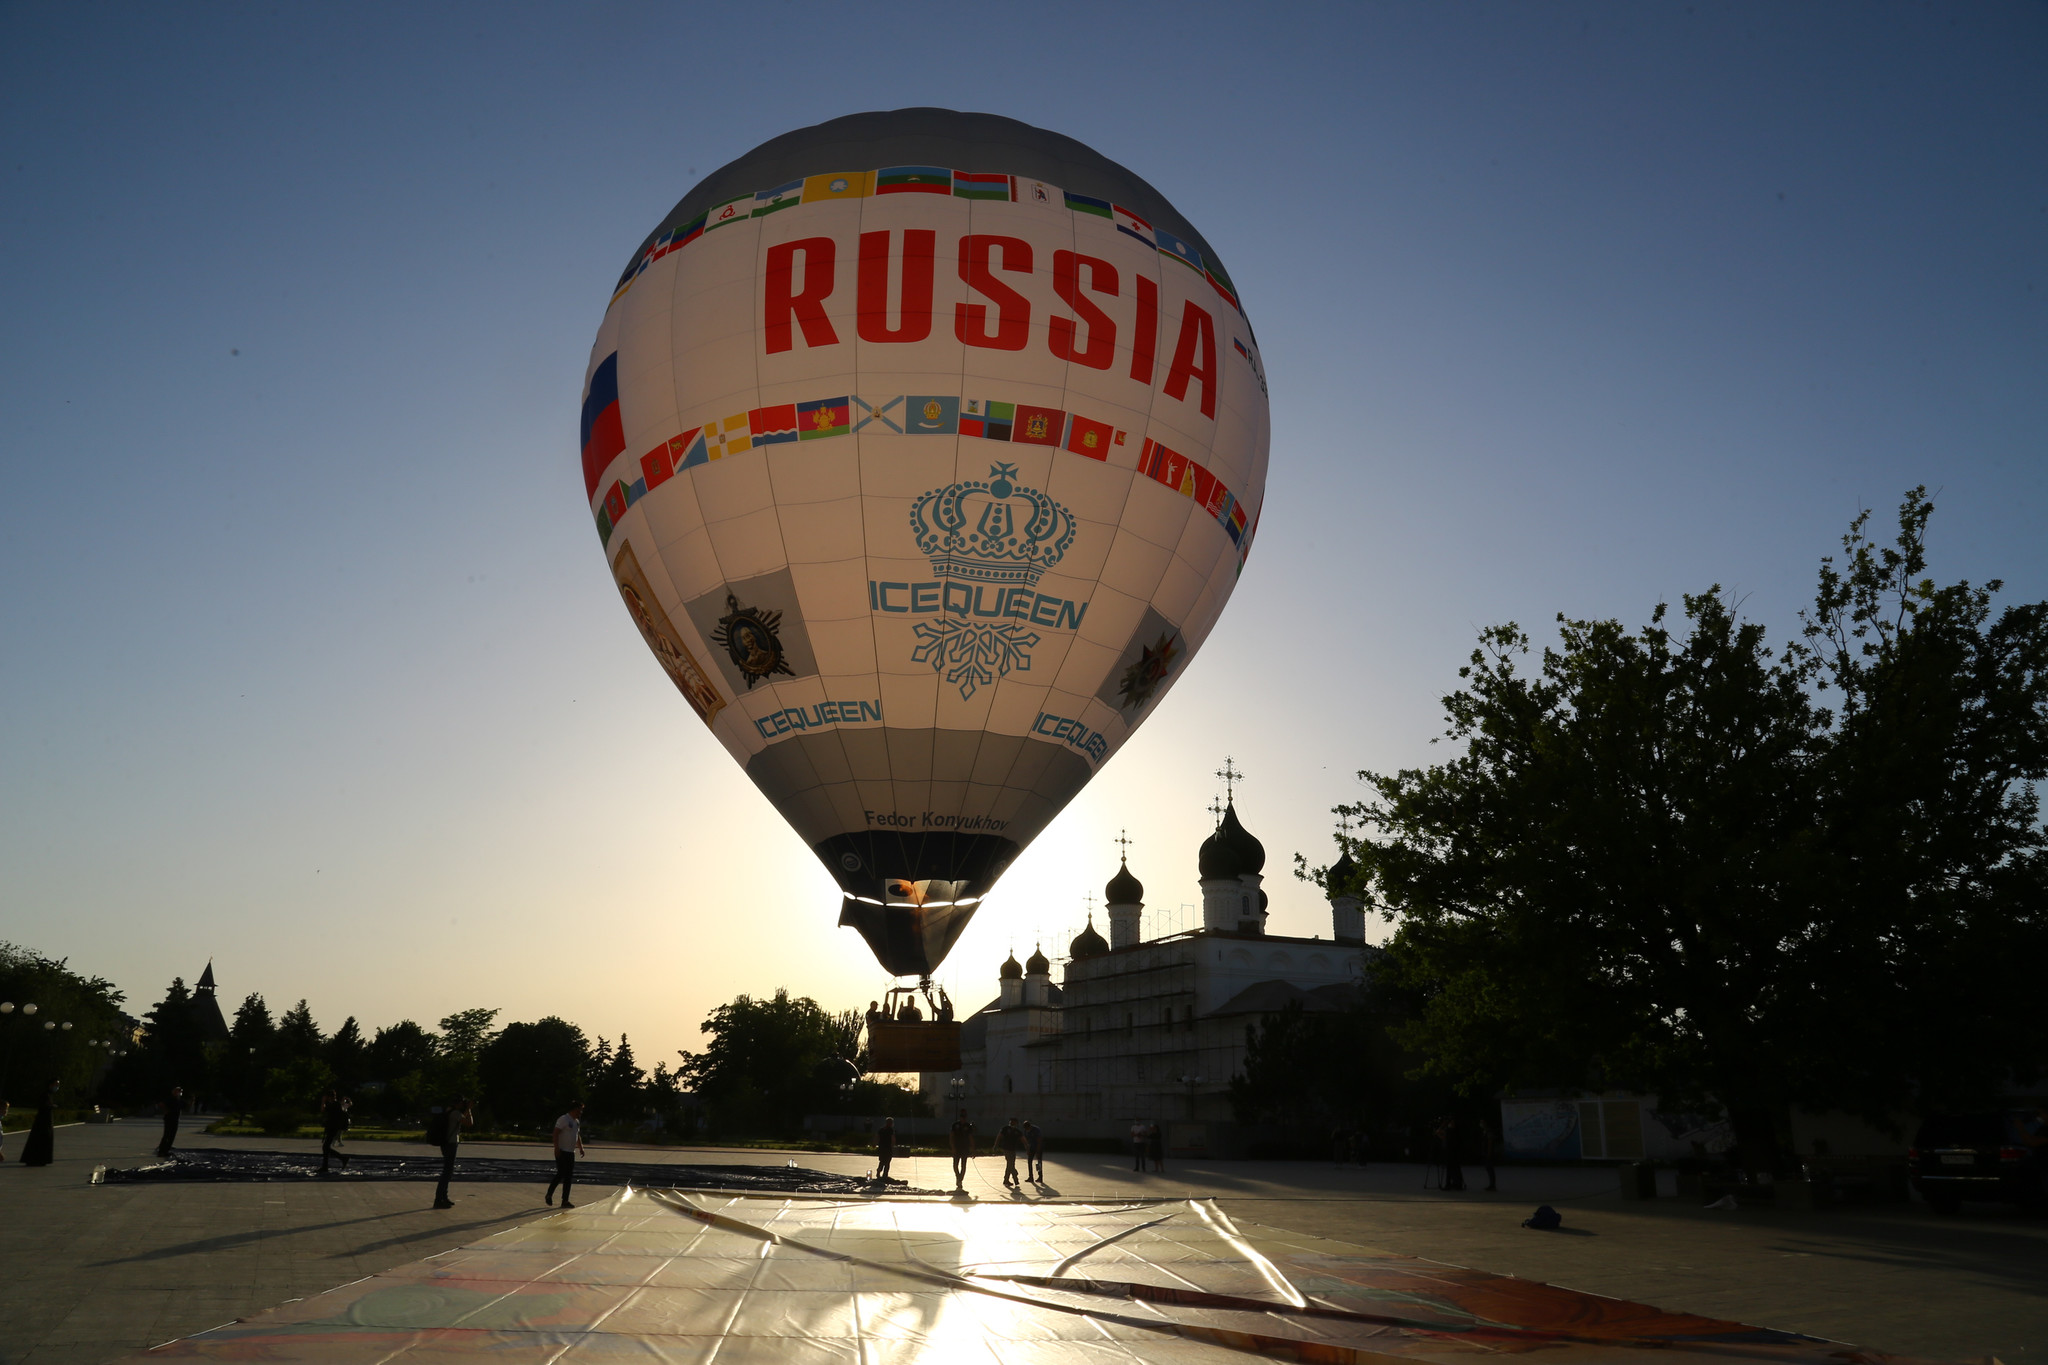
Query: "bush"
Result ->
[[254, 1107, 309, 1136]]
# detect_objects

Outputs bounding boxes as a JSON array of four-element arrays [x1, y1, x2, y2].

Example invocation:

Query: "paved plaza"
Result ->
[[1, 1121, 2041, 1364]]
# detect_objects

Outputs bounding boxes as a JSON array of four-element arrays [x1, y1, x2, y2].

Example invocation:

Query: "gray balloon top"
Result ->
[[622, 108, 1221, 286]]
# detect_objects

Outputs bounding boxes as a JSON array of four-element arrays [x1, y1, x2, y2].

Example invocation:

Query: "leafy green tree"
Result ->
[[364, 1019, 438, 1119], [367, 1020, 437, 1078], [1799, 492, 2048, 1116], [222, 992, 275, 1112], [325, 1017, 368, 1092], [587, 1035, 646, 1127], [480, 1017, 588, 1129], [679, 990, 853, 1137], [262, 1056, 335, 1113], [123, 977, 212, 1107], [0, 942, 128, 1108], [274, 999, 325, 1062], [429, 1007, 499, 1107], [1331, 493, 2048, 1172]]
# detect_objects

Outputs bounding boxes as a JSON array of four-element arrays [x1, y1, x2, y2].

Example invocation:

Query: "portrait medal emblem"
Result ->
[[711, 592, 793, 689]]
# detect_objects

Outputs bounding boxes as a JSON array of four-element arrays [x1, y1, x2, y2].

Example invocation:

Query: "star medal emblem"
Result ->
[[1116, 631, 1181, 710], [712, 593, 793, 689]]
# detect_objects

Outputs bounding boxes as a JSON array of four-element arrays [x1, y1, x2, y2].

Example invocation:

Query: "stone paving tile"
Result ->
[[3, 1122, 2044, 1364]]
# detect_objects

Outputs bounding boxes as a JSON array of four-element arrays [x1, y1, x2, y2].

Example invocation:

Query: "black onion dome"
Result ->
[[999, 952, 1023, 980], [1025, 946, 1050, 975], [1219, 802, 1265, 875], [1105, 858, 1144, 906], [1069, 918, 1109, 959], [1198, 824, 1241, 880], [1326, 849, 1359, 896]]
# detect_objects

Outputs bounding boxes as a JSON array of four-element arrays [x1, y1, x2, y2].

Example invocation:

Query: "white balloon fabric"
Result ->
[[581, 110, 1269, 976]]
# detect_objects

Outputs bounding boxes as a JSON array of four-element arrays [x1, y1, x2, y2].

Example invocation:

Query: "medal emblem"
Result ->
[[712, 593, 793, 689]]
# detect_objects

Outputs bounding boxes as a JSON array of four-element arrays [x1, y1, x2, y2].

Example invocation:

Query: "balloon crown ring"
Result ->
[[909, 464, 1077, 588]]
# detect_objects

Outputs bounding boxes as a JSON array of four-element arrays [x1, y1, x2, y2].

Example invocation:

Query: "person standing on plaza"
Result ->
[[1437, 1116, 1466, 1191], [996, 1116, 1023, 1188], [429, 1095, 472, 1209], [156, 1085, 184, 1158], [1147, 1121, 1165, 1172], [20, 1083, 57, 1166], [1023, 1118, 1044, 1183], [546, 1101, 586, 1207], [318, 1090, 352, 1174], [948, 1108, 975, 1188], [875, 1115, 895, 1181], [1481, 1118, 1499, 1192], [1130, 1120, 1146, 1171]]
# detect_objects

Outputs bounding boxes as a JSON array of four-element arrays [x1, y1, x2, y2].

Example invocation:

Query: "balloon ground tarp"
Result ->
[[124, 1190, 1942, 1365]]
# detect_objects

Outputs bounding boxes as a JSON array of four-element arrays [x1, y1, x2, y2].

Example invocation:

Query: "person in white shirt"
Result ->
[[546, 1101, 587, 1208]]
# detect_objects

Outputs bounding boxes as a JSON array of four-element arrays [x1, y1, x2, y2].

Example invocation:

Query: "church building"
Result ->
[[922, 797, 1377, 1155]]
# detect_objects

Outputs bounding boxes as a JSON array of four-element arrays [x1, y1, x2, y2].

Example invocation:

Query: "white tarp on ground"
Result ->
[[129, 1188, 1929, 1364]]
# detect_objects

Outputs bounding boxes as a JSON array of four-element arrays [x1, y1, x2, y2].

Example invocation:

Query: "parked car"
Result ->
[[1908, 1110, 2048, 1214]]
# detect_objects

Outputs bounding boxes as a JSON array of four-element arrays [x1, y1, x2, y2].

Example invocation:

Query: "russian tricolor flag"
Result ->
[[581, 353, 625, 499]]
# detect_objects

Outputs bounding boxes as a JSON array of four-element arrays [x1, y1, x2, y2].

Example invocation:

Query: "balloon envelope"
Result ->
[[581, 109, 1269, 975]]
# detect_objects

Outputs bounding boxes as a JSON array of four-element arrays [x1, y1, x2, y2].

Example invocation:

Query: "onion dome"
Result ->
[[1069, 916, 1109, 960], [1326, 848, 1359, 897], [1105, 858, 1144, 906], [999, 951, 1023, 980], [1199, 802, 1265, 879], [1025, 945, 1050, 975]]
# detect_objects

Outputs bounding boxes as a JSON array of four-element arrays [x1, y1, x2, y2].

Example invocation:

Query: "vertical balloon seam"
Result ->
[[960, 176, 1080, 888], [744, 207, 835, 862]]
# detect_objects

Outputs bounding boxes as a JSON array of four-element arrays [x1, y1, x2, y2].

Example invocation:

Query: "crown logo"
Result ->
[[909, 463, 1077, 588]]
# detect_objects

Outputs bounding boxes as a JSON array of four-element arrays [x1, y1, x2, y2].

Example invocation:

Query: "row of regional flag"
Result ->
[[590, 383, 1258, 572], [609, 166, 1249, 327]]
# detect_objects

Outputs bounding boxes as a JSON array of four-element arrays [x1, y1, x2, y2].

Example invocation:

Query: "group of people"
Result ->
[[865, 989, 954, 1028], [1129, 1120, 1166, 1172], [1429, 1115, 1499, 1192], [0, 1083, 183, 1168], [1329, 1124, 1372, 1167], [419, 1095, 587, 1209], [871, 1110, 1050, 1188]]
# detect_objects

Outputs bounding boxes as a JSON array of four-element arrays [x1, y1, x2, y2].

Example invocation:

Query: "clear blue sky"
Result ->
[[3, 2, 2042, 1063]]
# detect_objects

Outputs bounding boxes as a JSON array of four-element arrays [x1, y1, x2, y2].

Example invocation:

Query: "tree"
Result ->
[[429, 1007, 499, 1107], [222, 992, 276, 1112], [364, 1019, 438, 1118], [127, 977, 211, 1105], [678, 990, 852, 1137], [325, 1017, 368, 1092], [1799, 491, 2048, 1115], [1333, 493, 2048, 1173], [275, 999, 324, 1063], [480, 1018, 589, 1129], [587, 1035, 646, 1127], [0, 942, 128, 1108]]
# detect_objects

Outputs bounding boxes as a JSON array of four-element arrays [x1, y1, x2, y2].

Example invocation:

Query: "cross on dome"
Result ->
[[1215, 756, 1243, 802]]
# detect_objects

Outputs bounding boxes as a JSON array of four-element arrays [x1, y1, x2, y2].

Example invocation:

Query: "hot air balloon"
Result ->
[[580, 109, 1268, 1006]]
